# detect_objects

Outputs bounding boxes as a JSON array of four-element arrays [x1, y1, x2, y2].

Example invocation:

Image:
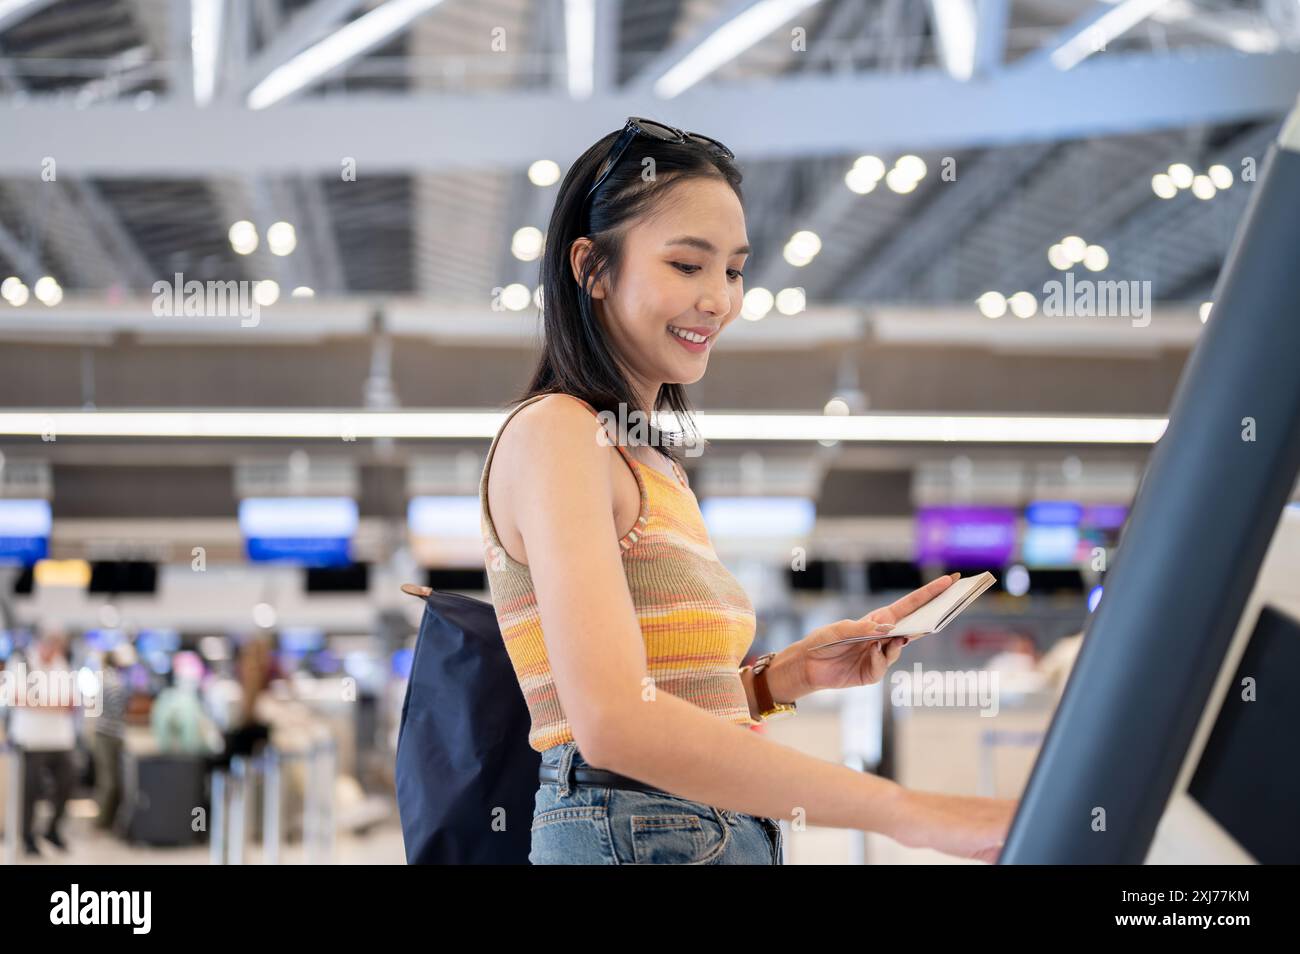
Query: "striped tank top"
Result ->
[[479, 392, 759, 752]]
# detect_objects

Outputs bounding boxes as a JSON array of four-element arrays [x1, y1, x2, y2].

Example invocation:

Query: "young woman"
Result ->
[[479, 117, 1016, 864]]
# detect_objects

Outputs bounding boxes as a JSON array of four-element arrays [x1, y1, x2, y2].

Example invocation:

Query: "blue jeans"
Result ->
[[529, 741, 784, 865]]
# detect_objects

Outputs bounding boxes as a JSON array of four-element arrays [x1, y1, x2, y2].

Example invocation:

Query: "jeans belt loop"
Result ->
[[556, 742, 576, 797]]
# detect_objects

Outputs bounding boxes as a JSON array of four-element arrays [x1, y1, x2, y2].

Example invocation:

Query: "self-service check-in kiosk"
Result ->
[[1001, 98, 1300, 865]]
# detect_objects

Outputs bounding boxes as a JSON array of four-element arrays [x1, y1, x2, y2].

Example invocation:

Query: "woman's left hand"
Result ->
[[790, 573, 960, 691]]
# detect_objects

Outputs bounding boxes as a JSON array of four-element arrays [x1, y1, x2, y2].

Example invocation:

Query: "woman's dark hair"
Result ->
[[508, 122, 744, 462]]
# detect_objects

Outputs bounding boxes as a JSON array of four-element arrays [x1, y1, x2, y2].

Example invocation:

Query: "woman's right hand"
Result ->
[[894, 789, 1019, 863]]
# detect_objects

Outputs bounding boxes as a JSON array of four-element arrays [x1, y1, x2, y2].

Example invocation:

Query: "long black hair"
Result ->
[[509, 121, 744, 463]]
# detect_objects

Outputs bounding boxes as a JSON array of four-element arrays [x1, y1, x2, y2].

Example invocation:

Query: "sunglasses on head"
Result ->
[[584, 116, 734, 206]]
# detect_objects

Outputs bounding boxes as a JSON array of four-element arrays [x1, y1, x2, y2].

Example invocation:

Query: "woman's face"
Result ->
[[580, 176, 749, 393]]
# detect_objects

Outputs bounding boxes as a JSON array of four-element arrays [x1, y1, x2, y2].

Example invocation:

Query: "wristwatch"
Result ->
[[743, 651, 798, 721]]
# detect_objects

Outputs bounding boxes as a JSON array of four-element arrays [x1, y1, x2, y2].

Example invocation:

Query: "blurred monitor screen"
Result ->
[[392, 647, 414, 680], [1188, 604, 1300, 864], [408, 496, 480, 536], [1024, 568, 1084, 593], [13, 565, 33, 594], [1025, 501, 1083, 526], [915, 506, 1016, 567], [0, 499, 52, 566], [279, 626, 326, 652], [89, 560, 158, 594], [306, 649, 341, 675], [407, 495, 484, 567], [1023, 500, 1082, 567], [1023, 525, 1080, 566], [136, 629, 180, 654], [83, 629, 125, 652], [305, 563, 369, 592], [1080, 503, 1128, 530], [786, 559, 839, 592], [1078, 504, 1129, 562], [424, 567, 487, 592], [867, 561, 924, 592], [700, 497, 815, 539], [239, 496, 357, 567]]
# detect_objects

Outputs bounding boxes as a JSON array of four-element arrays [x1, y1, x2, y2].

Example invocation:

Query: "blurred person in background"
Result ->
[[211, 636, 276, 769], [10, 628, 77, 856], [151, 650, 221, 755], [90, 643, 134, 832], [1038, 631, 1085, 697]]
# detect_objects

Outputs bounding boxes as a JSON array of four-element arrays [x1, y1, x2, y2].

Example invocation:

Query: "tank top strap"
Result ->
[[547, 394, 644, 473], [479, 392, 651, 557], [478, 393, 553, 506], [558, 394, 690, 494], [669, 456, 690, 490]]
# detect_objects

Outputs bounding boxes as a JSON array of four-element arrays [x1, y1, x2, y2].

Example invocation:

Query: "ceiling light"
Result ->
[[976, 291, 1007, 318], [1207, 164, 1233, 190], [845, 166, 879, 194], [528, 159, 560, 186], [1008, 291, 1037, 318], [775, 287, 805, 315], [229, 220, 258, 255], [511, 226, 544, 262], [742, 286, 774, 320], [783, 230, 821, 266], [0, 410, 1169, 444], [33, 276, 62, 306], [853, 155, 885, 180], [893, 154, 927, 181], [266, 221, 297, 256], [884, 167, 918, 193], [1167, 163, 1194, 189], [253, 279, 280, 307], [1082, 245, 1109, 271], [500, 283, 531, 311], [1060, 235, 1087, 263], [2, 276, 29, 305]]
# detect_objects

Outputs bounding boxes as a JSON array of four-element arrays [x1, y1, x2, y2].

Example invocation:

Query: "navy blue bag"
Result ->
[[395, 584, 541, 864]]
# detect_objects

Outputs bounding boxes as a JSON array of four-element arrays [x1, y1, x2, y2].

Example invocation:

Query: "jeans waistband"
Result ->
[[538, 741, 751, 826], [540, 742, 667, 797]]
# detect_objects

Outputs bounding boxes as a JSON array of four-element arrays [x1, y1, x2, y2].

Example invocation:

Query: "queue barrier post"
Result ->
[[209, 741, 334, 865], [2, 743, 23, 866]]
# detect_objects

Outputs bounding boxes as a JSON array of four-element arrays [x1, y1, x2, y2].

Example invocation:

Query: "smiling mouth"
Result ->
[[667, 325, 714, 344]]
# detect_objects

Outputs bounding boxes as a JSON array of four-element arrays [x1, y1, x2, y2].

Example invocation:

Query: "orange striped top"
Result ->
[[479, 392, 759, 752]]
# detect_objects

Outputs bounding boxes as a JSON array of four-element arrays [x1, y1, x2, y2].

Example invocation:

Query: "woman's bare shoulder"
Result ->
[[498, 393, 603, 462], [492, 394, 623, 509]]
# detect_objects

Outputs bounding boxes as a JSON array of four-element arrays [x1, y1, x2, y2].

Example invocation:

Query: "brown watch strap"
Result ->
[[752, 652, 779, 712]]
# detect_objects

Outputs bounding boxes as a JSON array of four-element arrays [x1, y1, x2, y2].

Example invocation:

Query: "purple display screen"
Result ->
[[1081, 504, 1128, 530], [915, 506, 1017, 567]]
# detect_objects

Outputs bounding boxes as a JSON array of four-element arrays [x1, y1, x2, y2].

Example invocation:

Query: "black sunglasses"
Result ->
[[584, 116, 734, 206]]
